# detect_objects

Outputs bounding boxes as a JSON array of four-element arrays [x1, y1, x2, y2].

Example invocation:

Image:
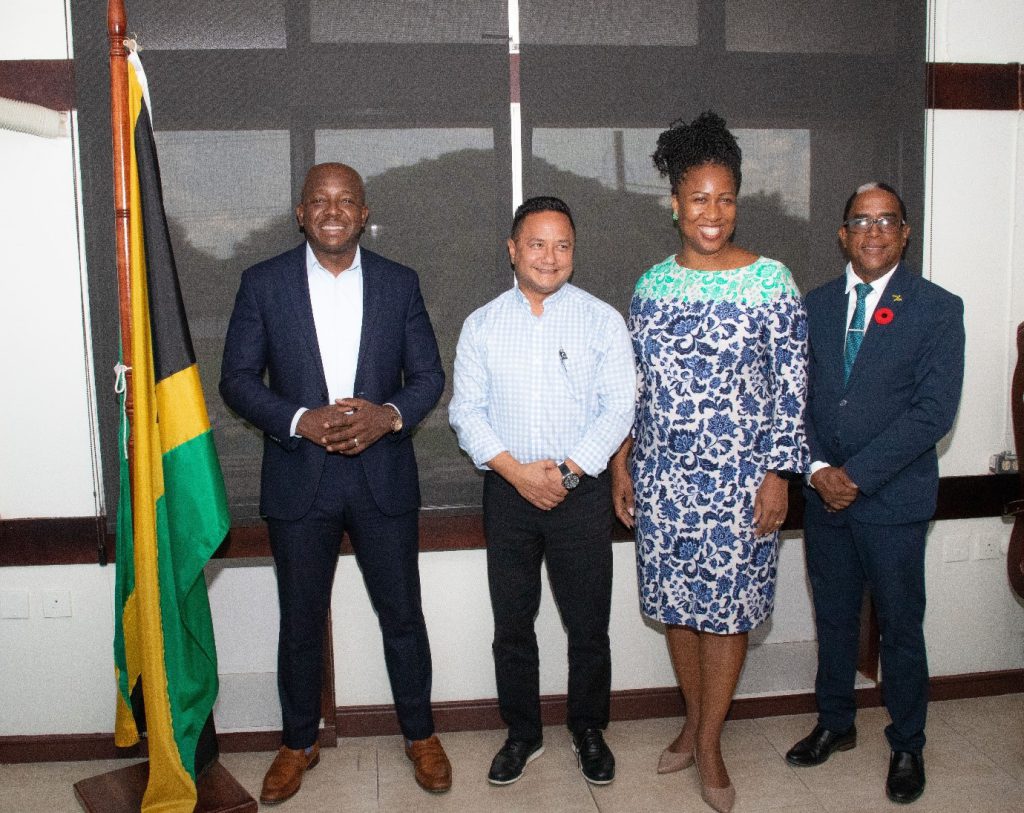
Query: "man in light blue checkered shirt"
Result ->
[[449, 196, 635, 788]]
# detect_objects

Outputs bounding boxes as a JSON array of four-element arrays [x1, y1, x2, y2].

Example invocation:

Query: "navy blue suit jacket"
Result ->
[[220, 243, 444, 521], [803, 264, 964, 525]]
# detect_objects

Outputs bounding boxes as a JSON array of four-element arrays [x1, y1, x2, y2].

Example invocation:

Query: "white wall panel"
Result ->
[[0, 0, 71, 59], [0, 124, 101, 517], [924, 110, 1020, 473], [0, 565, 115, 734], [931, 0, 1024, 63], [924, 518, 1024, 675]]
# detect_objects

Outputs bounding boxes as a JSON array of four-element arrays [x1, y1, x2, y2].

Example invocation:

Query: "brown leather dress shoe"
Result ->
[[404, 734, 452, 793], [260, 743, 320, 804]]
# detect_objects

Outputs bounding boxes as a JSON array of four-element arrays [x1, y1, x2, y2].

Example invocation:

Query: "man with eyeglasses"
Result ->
[[785, 182, 965, 804]]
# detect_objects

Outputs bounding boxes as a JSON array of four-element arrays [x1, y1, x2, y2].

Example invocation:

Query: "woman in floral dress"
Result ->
[[610, 111, 807, 813]]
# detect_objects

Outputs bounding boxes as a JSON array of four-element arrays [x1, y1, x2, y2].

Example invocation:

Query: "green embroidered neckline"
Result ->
[[634, 255, 798, 304]]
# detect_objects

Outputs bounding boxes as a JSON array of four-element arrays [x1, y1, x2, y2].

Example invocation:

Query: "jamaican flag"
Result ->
[[113, 50, 230, 812]]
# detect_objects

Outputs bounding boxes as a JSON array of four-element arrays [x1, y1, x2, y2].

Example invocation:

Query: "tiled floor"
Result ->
[[3, 694, 1021, 812]]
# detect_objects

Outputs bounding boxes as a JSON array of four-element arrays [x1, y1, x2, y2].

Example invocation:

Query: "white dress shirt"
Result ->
[[843, 262, 896, 339], [289, 244, 363, 435]]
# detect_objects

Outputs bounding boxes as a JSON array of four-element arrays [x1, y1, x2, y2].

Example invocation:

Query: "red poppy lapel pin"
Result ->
[[874, 307, 894, 325]]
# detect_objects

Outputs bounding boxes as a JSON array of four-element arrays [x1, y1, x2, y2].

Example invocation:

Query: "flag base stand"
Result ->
[[74, 759, 256, 813]]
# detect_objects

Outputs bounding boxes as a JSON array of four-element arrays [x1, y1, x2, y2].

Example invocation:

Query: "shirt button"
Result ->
[[839, 399, 848, 407]]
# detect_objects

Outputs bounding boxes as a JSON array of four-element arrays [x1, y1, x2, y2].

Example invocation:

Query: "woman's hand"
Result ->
[[753, 471, 788, 537], [610, 438, 636, 529]]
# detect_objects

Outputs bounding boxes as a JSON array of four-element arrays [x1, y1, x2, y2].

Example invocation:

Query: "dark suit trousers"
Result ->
[[267, 453, 434, 748], [483, 470, 613, 743], [804, 501, 929, 753]]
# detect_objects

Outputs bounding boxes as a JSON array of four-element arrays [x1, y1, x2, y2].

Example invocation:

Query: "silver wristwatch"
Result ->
[[557, 462, 580, 490]]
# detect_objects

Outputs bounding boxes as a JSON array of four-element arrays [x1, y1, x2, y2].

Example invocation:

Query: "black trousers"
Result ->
[[483, 470, 613, 743], [804, 501, 929, 753], [267, 453, 434, 748]]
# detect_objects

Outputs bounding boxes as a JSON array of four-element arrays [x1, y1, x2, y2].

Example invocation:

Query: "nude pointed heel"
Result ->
[[695, 757, 735, 813], [657, 746, 695, 774]]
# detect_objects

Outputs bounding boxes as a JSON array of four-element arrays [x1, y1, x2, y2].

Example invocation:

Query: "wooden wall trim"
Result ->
[[3, 669, 1019, 762], [0, 516, 108, 567], [2, 59, 1020, 115], [928, 62, 1022, 110], [336, 668, 1024, 737], [0, 59, 75, 110], [1, 473, 1017, 566]]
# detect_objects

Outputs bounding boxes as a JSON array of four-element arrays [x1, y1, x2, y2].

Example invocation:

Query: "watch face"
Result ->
[[562, 471, 580, 490]]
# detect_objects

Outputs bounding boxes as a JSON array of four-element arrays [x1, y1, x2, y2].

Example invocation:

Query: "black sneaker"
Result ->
[[571, 728, 615, 784], [487, 738, 544, 785]]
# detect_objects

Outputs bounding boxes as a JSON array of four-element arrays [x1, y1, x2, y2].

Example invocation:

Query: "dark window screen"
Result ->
[[521, 1, 925, 309], [72, 1, 925, 524]]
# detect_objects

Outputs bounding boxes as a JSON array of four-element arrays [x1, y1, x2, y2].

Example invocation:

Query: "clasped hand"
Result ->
[[511, 460, 567, 510], [809, 465, 859, 511], [296, 398, 393, 455]]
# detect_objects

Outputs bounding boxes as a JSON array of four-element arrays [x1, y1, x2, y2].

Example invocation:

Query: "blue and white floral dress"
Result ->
[[629, 255, 808, 633]]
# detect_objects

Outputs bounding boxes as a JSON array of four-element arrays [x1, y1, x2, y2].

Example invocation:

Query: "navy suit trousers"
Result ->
[[268, 453, 434, 748], [804, 500, 929, 753]]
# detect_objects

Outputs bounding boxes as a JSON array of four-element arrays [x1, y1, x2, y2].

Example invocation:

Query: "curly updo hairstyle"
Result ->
[[652, 111, 742, 196]]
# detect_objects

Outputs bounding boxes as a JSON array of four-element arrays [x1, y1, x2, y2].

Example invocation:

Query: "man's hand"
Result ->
[[753, 471, 788, 536], [488, 453, 567, 510], [296, 398, 396, 454], [514, 460, 568, 510], [810, 465, 859, 511]]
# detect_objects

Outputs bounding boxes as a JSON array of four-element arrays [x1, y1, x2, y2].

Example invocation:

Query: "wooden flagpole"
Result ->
[[73, 3, 255, 810]]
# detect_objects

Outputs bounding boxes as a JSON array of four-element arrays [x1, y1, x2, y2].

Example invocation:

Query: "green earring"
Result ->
[[672, 211, 679, 223]]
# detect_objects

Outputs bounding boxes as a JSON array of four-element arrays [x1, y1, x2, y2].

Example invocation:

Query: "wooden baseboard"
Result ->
[[2, 473, 1018, 565], [4, 669, 1019, 763]]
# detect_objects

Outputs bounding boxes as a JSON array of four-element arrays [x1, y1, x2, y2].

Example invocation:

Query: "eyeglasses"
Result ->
[[843, 215, 904, 233]]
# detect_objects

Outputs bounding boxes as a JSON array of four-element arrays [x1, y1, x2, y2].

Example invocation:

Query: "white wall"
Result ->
[[923, 0, 1024, 673], [930, 0, 1024, 64], [1, 0, 1021, 740]]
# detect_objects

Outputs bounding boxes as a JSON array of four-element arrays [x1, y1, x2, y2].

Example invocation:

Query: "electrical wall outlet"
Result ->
[[0, 591, 30, 619], [42, 590, 72, 618], [942, 537, 970, 563], [989, 451, 1019, 473], [972, 535, 1001, 560]]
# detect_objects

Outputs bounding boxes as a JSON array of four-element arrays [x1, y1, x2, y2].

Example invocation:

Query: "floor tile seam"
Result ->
[[373, 743, 381, 803], [784, 762, 856, 812], [927, 715, 1022, 780], [938, 716, 1024, 747], [750, 716, 806, 764]]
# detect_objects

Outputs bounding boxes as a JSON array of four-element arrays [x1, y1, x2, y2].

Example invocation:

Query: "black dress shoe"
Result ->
[[785, 724, 857, 767], [886, 750, 925, 804], [572, 728, 615, 785], [487, 738, 544, 785]]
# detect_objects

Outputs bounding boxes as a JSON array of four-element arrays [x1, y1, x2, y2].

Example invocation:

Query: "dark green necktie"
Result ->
[[843, 282, 872, 383]]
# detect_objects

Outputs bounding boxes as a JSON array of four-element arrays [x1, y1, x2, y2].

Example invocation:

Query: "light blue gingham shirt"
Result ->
[[449, 283, 636, 476]]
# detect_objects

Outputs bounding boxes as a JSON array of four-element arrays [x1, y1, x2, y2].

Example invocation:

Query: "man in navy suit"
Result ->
[[220, 163, 450, 802], [785, 183, 964, 805]]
